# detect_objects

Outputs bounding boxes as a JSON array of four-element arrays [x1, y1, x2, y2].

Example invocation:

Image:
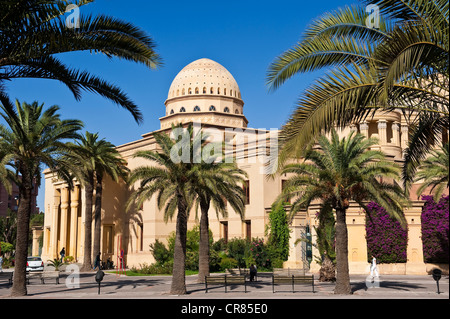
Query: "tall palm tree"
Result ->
[[415, 143, 449, 201], [0, 100, 83, 296], [65, 131, 128, 271], [276, 129, 409, 294], [190, 141, 247, 283], [126, 126, 195, 295], [0, 0, 161, 123], [267, 0, 449, 188]]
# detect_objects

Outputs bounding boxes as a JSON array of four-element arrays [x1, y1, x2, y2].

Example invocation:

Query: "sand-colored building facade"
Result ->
[[40, 58, 448, 275]]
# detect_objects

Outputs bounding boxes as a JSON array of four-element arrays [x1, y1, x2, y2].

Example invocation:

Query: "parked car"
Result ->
[[26, 256, 44, 272]]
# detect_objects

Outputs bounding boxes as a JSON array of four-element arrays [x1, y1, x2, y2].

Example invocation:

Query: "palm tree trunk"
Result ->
[[170, 193, 188, 295], [198, 198, 210, 283], [11, 171, 33, 296], [334, 207, 352, 294], [93, 173, 103, 263], [81, 178, 94, 271]]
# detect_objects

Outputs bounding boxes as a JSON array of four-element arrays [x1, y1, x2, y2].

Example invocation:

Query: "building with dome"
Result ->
[[40, 58, 447, 275]]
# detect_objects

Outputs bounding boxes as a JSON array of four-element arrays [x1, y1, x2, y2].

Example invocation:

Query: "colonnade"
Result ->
[[46, 185, 82, 261]]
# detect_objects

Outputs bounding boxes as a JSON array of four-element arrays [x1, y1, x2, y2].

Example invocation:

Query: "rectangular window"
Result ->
[[243, 180, 250, 205], [245, 220, 251, 240], [103, 225, 114, 254], [281, 180, 290, 204], [221, 221, 228, 244]]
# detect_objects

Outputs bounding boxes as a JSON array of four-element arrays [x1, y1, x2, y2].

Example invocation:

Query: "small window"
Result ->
[[235, 109, 239, 114], [203, 87, 207, 94], [210, 87, 214, 94], [230, 89, 233, 96], [243, 180, 250, 205], [188, 88, 192, 94], [193, 106, 200, 112], [170, 109, 174, 114], [195, 87, 199, 94], [217, 88, 220, 94], [209, 105, 216, 111], [224, 107, 230, 113], [182, 88, 185, 95], [224, 88, 227, 95], [180, 107, 186, 112]]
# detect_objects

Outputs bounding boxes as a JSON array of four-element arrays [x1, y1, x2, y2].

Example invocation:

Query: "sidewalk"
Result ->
[[0, 270, 448, 300]]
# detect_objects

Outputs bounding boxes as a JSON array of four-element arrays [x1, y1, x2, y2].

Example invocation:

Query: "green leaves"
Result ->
[[267, 0, 449, 189], [0, 0, 162, 124], [277, 129, 408, 225]]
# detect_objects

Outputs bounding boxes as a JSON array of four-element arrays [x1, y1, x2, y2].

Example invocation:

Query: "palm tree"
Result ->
[[276, 129, 409, 294], [0, 0, 161, 123], [126, 127, 195, 295], [190, 139, 247, 282], [266, 0, 448, 188], [64, 131, 128, 271], [415, 143, 449, 201], [0, 146, 13, 194], [0, 100, 83, 296]]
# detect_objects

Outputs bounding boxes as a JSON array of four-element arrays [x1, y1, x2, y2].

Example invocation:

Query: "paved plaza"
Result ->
[[0, 269, 448, 300]]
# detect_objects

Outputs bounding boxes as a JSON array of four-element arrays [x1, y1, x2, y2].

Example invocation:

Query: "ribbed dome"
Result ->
[[167, 58, 242, 100]]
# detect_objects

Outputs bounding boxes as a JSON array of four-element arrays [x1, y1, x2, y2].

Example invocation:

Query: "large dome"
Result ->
[[160, 58, 247, 130], [167, 58, 242, 100]]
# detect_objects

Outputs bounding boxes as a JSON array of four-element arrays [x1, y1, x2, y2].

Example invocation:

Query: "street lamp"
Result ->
[[95, 269, 105, 295], [432, 268, 442, 294]]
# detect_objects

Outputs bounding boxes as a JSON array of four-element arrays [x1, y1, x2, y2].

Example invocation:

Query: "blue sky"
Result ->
[[3, 0, 356, 210]]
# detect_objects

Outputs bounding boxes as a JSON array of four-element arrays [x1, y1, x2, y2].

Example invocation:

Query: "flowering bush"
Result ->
[[365, 202, 408, 263], [421, 195, 449, 263]]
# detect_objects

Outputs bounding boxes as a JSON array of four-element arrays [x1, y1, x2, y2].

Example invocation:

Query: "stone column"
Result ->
[[69, 186, 80, 259], [401, 124, 409, 152], [50, 191, 60, 259], [392, 121, 400, 146], [377, 119, 387, 145], [59, 187, 69, 256], [359, 121, 369, 138]]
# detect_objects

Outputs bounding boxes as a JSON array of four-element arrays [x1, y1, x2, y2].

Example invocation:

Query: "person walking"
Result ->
[[93, 252, 101, 270], [370, 255, 379, 278], [249, 264, 257, 282], [60, 247, 65, 263]]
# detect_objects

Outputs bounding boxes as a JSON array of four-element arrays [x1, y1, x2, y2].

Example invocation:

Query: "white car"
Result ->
[[26, 256, 44, 272]]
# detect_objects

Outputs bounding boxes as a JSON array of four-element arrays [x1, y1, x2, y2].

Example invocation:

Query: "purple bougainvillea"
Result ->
[[421, 195, 449, 263], [365, 202, 408, 263]]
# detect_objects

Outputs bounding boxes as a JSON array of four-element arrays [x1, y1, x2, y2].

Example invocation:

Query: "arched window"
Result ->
[[195, 87, 199, 94], [230, 89, 233, 96], [180, 107, 186, 112], [176, 89, 179, 96], [203, 87, 207, 94], [209, 105, 216, 111], [210, 87, 214, 94], [224, 88, 227, 95], [170, 109, 174, 114], [193, 106, 201, 112], [235, 109, 239, 114], [217, 88, 220, 94], [182, 88, 185, 95], [188, 88, 192, 94], [224, 107, 230, 113]]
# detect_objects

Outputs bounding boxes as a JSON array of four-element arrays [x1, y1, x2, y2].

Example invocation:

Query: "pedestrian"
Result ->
[[249, 264, 257, 282], [93, 252, 101, 270], [370, 255, 379, 279], [60, 247, 65, 263]]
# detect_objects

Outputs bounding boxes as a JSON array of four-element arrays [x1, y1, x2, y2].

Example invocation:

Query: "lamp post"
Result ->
[[95, 269, 105, 295], [432, 268, 442, 294]]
